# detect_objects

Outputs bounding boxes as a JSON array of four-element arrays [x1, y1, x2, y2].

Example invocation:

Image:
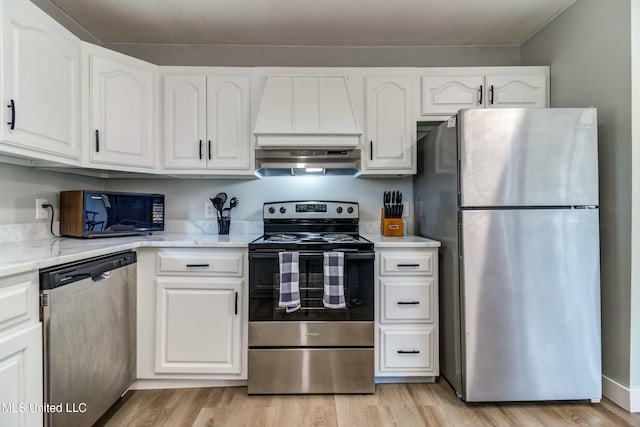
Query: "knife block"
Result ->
[[380, 208, 404, 237]]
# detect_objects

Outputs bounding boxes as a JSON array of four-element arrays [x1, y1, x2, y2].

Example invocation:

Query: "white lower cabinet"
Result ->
[[0, 271, 42, 427], [376, 247, 439, 378], [137, 248, 247, 380], [155, 277, 242, 374]]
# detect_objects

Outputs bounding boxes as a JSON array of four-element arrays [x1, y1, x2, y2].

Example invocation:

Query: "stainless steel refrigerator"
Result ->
[[414, 108, 601, 402]]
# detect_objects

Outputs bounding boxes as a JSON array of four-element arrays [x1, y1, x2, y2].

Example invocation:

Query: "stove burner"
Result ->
[[266, 234, 298, 242], [322, 233, 356, 242]]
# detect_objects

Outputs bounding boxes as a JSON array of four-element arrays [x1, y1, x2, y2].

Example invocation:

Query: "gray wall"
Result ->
[[522, 0, 632, 387], [0, 163, 103, 224], [103, 44, 521, 67]]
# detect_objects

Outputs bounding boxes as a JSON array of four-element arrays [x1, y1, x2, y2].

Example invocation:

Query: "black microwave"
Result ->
[[60, 190, 165, 238]]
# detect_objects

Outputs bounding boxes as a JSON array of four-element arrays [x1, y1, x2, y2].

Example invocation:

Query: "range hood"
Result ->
[[255, 148, 361, 176], [253, 75, 362, 149]]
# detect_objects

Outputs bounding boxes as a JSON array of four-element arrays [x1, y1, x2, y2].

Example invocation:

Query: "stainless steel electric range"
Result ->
[[247, 201, 375, 394]]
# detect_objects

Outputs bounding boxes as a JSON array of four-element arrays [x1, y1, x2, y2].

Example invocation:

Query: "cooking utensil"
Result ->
[[230, 197, 239, 210], [211, 192, 227, 219], [221, 207, 231, 218]]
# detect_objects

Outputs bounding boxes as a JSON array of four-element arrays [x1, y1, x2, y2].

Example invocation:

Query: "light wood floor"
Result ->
[[98, 380, 640, 427]]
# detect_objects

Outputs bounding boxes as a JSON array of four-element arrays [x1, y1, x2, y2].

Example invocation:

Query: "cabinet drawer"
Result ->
[[382, 278, 434, 322], [379, 251, 433, 275], [0, 272, 38, 334], [157, 249, 244, 276], [380, 328, 434, 371]]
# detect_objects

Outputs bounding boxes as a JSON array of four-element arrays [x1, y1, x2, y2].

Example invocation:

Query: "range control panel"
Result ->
[[263, 201, 358, 219]]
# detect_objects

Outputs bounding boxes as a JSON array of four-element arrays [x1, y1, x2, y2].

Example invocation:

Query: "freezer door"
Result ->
[[460, 208, 601, 402], [458, 108, 598, 207]]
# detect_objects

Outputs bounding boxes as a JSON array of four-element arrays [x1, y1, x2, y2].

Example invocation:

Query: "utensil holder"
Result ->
[[218, 217, 230, 235], [380, 208, 404, 237]]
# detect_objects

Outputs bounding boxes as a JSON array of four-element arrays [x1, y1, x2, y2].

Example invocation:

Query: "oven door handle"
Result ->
[[249, 251, 375, 260]]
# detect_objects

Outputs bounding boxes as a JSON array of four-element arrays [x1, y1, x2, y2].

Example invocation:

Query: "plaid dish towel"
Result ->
[[323, 251, 346, 309], [279, 252, 300, 313]]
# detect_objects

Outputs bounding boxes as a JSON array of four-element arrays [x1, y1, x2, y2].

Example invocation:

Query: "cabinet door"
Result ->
[[89, 55, 155, 168], [206, 75, 251, 170], [163, 75, 206, 169], [421, 75, 484, 115], [0, 324, 43, 427], [485, 74, 547, 108], [2, 0, 80, 160], [364, 77, 414, 171], [155, 277, 242, 374]]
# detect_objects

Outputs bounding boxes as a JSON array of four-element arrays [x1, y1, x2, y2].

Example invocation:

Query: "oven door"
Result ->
[[249, 250, 374, 321]]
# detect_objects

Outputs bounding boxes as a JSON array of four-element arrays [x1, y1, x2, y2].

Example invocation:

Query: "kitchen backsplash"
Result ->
[[0, 163, 413, 241], [105, 175, 414, 233]]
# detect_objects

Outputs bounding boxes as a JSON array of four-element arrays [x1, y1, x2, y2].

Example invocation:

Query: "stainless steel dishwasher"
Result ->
[[39, 251, 137, 427]]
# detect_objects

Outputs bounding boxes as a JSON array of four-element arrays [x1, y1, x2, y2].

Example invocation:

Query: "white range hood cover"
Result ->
[[253, 75, 362, 149]]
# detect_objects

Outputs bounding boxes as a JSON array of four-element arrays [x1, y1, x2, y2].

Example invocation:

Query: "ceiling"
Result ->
[[48, 0, 576, 46]]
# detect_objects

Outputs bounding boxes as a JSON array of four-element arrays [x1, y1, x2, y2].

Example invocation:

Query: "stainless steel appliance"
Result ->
[[59, 190, 164, 238], [248, 201, 375, 394], [40, 251, 137, 426], [414, 108, 602, 402]]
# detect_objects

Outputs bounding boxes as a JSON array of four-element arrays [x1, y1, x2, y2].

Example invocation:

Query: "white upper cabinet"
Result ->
[[86, 44, 156, 169], [485, 74, 547, 109], [206, 76, 250, 170], [363, 76, 415, 173], [163, 74, 251, 172], [1, 0, 80, 163], [163, 75, 206, 169], [421, 67, 549, 116], [421, 75, 485, 115]]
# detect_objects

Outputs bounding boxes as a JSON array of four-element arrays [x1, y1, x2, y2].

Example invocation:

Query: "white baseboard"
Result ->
[[602, 375, 640, 412], [130, 379, 247, 390]]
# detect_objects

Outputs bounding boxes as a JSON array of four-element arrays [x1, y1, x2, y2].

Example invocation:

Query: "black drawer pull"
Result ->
[[186, 263, 209, 268], [235, 291, 238, 315], [95, 129, 100, 152], [397, 350, 420, 354], [397, 264, 420, 268], [199, 140, 203, 159], [208, 140, 212, 160], [478, 85, 483, 105], [489, 85, 495, 105], [7, 99, 15, 130], [397, 301, 420, 305]]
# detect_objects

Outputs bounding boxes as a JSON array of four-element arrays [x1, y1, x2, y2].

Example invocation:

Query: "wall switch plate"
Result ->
[[36, 199, 49, 220], [204, 202, 215, 218], [402, 202, 410, 218]]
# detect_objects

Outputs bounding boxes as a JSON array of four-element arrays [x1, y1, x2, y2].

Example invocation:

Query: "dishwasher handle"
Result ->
[[40, 251, 136, 290]]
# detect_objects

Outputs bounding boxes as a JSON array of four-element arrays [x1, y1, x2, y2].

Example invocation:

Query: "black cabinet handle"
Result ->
[[208, 140, 212, 160], [489, 85, 495, 105], [478, 85, 483, 105], [397, 301, 420, 305], [185, 263, 209, 268], [199, 140, 203, 160], [397, 350, 420, 354], [369, 140, 373, 161], [397, 264, 420, 268], [7, 99, 15, 130], [234, 291, 238, 315], [95, 130, 100, 152]]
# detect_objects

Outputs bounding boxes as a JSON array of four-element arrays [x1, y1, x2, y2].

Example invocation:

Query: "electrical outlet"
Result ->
[[204, 202, 215, 218], [402, 202, 410, 218], [36, 199, 49, 220]]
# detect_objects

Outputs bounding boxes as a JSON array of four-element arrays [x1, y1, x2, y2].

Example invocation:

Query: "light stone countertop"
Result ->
[[0, 232, 261, 277], [362, 234, 441, 248], [0, 232, 440, 278]]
